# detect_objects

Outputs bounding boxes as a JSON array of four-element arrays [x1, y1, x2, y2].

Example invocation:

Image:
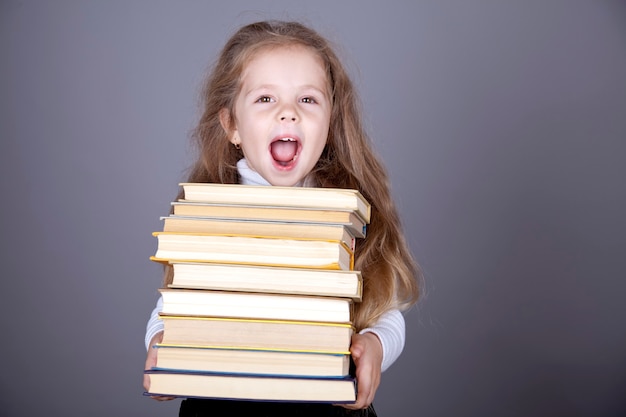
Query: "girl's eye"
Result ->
[[256, 96, 273, 103], [301, 97, 317, 104]]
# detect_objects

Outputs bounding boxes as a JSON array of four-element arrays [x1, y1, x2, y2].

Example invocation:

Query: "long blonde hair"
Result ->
[[165, 20, 420, 329]]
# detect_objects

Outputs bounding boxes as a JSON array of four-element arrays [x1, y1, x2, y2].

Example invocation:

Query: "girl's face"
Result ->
[[222, 45, 331, 186]]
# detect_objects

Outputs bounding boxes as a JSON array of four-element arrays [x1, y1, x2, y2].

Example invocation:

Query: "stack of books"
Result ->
[[145, 183, 371, 404]]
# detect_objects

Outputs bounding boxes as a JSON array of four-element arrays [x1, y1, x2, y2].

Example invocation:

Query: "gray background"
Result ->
[[1, 1, 625, 416]]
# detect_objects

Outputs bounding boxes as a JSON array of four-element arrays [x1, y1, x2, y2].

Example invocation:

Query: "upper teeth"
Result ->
[[281, 138, 295, 142]]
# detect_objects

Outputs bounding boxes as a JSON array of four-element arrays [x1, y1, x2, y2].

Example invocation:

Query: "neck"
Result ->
[[236, 158, 316, 187], [237, 159, 271, 186]]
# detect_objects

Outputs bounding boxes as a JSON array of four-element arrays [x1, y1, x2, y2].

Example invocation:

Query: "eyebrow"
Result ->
[[243, 84, 329, 99]]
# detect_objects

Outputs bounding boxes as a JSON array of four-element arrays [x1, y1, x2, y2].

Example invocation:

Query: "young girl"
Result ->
[[144, 20, 420, 417]]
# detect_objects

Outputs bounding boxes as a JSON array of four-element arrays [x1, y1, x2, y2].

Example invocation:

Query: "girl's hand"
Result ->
[[143, 332, 175, 401], [342, 332, 383, 410]]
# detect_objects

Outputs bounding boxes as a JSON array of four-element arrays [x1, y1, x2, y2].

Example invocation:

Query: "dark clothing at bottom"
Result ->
[[179, 398, 377, 417]]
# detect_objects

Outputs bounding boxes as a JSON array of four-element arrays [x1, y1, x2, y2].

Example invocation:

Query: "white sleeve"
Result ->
[[145, 296, 164, 350], [358, 309, 405, 372]]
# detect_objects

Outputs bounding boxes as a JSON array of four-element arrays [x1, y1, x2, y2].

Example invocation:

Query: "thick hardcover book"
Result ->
[[167, 262, 362, 301], [161, 216, 357, 250], [171, 202, 367, 238], [179, 182, 371, 223], [154, 345, 350, 378], [151, 232, 354, 271], [145, 370, 357, 403], [159, 316, 354, 353], [158, 289, 353, 323]]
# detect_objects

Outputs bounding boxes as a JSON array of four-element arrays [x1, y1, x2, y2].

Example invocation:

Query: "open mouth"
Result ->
[[270, 137, 300, 167]]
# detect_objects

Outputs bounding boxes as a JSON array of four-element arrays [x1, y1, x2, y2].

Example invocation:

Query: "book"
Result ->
[[145, 370, 357, 403], [159, 316, 354, 354], [167, 261, 362, 301], [157, 289, 353, 323], [171, 202, 367, 238], [154, 345, 350, 378], [162, 216, 357, 251], [151, 232, 354, 271], [179, 182, 371, 223]]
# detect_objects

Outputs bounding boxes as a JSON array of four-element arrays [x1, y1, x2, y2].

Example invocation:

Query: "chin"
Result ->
[[265, 162, 308, 187], [267, 178, 301, 187], [265, 171, 306, 187]]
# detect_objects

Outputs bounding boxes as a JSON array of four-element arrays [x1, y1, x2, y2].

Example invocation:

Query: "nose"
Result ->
[[278, 104, 298, 122]]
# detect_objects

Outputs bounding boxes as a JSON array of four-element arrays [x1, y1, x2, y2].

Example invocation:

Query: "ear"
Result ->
[[219, 108, 240, 146]]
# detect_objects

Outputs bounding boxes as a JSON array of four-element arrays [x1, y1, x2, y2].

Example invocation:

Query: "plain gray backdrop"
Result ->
[[1, 1, 625, 416]]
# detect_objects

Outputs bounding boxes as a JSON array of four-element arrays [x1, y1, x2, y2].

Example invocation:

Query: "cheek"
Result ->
[[313, 114, 331, 139], [313, 135, 328, 159], [320, 122, 331, 146]]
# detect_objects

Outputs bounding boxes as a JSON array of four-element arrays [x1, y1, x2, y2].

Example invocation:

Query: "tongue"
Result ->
[[270, 140, 298, 162]]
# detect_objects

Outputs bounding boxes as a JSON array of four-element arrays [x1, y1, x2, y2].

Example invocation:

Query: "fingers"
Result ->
[[342, 359, 378, 410], [144, 367, 176, 401], [339, 332, 382, 410], [143, 372, 151, 392], [144, 333, 174, 401], [143, 345, 158, 391], [150, 394, 176, 401], [350, 335, 365, 358]]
